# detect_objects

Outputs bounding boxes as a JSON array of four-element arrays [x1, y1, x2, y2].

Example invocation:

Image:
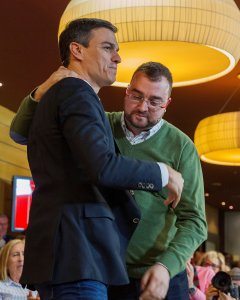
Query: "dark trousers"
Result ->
[[36, 280, 108, 300], [108, 270, 189, 300]]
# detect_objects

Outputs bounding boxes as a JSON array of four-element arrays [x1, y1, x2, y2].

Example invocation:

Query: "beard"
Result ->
[[124, 110, 160, 132]]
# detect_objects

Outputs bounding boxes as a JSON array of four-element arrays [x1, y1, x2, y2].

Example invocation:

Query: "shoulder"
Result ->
[[55, 78, 96, 97], [106, 111, 122, 122], [0, 280, 7, 287], [162, 120, 196, 150], [41, 78, 97, 104], [106, 112, 123, 133], [163, 121, 192, 141]]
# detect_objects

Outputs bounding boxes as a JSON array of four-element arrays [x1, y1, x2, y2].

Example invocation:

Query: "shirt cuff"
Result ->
[[157, 163, 169, 187], [29, 87, 39, 102]]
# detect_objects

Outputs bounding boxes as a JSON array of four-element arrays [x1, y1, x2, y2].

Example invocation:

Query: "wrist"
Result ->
[[33, 87, 44, 101], [189, 285, 197, 295], [155, 262, 170, 276]]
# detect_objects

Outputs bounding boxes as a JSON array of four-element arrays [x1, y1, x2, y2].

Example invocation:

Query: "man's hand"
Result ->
[[139, 264, 170, 300], [34, 66, 79, 101], [164, 165, 184, 208]]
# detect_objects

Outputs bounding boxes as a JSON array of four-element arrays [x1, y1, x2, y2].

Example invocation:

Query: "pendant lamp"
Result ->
[[58, 0, 240, 87], [194, 111, 240, 166]]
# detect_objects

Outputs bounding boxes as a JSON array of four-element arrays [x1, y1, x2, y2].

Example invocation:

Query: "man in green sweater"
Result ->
[[10, 62, 207, 300]]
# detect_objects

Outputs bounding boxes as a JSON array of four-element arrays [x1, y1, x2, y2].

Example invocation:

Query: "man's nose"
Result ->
[[137, 99, 148, 111], [113, 51, 121, 64]]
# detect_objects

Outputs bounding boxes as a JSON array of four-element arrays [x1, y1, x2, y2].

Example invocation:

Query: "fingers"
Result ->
[[140, 265, 169, 300], [165, 165, 184, 208], [163, 191, 181, 208], [57, 66, 79, 78], [140, 270, 150, 291], [35, 66, 79, 101]]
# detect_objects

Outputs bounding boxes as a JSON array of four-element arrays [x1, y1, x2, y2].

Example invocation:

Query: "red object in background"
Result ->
[[11, 176, 35, 232]]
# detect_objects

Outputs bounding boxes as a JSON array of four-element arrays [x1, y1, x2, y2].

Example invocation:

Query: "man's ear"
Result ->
[[69, 42, 84, 60]]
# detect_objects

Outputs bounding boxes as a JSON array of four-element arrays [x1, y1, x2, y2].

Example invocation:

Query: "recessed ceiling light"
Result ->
[[0, 83, 3, 87], [221, 202, 226, 206], [211, 182, 222, 187], [229, 205, 234, 210], [205, 192, 210, 197]]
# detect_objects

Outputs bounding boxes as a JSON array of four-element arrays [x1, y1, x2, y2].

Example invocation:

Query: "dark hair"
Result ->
[[59, 18, 118, 67], [133, 61, 173, 94]]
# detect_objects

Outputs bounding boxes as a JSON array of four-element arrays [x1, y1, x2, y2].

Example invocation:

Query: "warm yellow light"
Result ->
[[194, 112, 240, 166], [59, 0, 240, 87], [114, 42, 234, 87]]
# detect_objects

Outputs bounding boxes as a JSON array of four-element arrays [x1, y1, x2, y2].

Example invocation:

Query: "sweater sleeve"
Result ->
[[157, 139, 208, 277], [9, 93, 38, 144]]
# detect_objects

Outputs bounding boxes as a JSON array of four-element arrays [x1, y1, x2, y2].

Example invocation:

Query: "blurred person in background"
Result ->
[[228, 267, 240, 285], [0, 239, 39, 299], [0, 214, 13, 248], [198, 251, 229, 273], [187, 257, 215, 299], [223, 253, 234, 271], [205, 266, 240, 300]]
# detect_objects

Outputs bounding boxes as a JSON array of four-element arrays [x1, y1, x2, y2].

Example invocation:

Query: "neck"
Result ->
[[10, 273, 21, 283], [67, 63, 100, 94]]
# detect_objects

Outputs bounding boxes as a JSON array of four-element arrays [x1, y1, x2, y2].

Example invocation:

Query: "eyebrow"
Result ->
[[101, 42, 119, 52]]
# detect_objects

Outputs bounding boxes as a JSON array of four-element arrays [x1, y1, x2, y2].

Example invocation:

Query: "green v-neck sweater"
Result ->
[[108, 112, 207, 278]]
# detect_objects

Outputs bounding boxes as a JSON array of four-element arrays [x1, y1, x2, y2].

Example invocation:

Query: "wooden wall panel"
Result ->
[[0, 105, 31, 183]]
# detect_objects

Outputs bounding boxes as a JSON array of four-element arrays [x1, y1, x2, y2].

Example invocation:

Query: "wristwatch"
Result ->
[[189, 286, 197, 295]]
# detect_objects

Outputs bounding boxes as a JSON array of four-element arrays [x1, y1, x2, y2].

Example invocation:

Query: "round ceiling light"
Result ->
[[59, 0, 240, 87], [194, 112, 240, 166]]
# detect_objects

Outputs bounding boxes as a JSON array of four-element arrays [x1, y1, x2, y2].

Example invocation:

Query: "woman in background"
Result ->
[[187, 257, 215, 299], [0, 239, 39, 299], [198, 251, 229, 273]]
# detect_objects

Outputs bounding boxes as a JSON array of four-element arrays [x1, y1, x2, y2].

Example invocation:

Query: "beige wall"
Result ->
[[0, 105, 31, 184], [0, 105, 30, 233]]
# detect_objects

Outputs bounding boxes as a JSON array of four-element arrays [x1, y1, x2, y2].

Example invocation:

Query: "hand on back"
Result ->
[[34, 66, 79, 101]]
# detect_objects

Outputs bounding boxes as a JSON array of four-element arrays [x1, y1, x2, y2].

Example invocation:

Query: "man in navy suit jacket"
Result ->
[[11, 18, 184, 300]]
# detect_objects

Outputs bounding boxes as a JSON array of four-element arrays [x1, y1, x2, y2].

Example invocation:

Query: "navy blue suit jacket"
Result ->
[[22, 78, 163, 286]]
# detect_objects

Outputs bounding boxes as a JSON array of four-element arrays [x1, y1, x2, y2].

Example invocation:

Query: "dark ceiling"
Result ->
[[0, 1, 239, 211]]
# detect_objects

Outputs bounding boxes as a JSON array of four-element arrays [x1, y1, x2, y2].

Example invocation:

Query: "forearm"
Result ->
[[10, 93, 38, 144], [158, 148, 207, 277]]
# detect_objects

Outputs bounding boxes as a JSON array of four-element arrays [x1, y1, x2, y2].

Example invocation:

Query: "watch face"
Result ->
[[189, 287, 197, 295]]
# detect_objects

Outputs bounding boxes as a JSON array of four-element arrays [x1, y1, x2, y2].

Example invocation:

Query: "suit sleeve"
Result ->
[[9, 94, 37, 144], [58, 83, 163, 191]]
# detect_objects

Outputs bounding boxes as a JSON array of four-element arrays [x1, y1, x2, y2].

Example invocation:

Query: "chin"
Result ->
[[105, 78, 115, 86]]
